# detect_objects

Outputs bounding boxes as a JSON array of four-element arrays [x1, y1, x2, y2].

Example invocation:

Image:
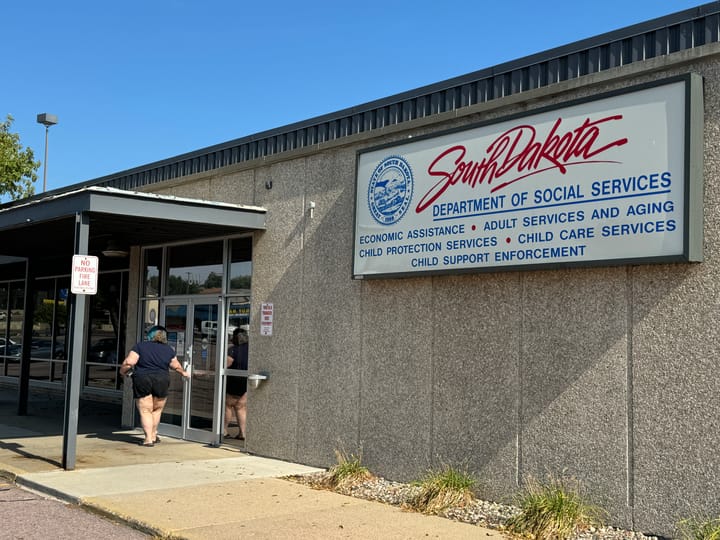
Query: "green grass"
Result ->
[[505, 476, 605, 540], [406, 463, 477, 514], [677, 517, 720, 540], [327, 448, 372, 489]]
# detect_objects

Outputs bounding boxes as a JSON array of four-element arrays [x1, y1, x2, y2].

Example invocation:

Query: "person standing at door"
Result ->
[[120, 325, 189, 447], [224, 325, 248, 440]]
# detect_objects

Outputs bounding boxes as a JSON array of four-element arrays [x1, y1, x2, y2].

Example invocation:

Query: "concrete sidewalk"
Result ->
[[0, 390, 501, 539]]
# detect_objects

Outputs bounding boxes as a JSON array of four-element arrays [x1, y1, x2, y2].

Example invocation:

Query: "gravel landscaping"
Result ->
[[286, 471, 661, 540]]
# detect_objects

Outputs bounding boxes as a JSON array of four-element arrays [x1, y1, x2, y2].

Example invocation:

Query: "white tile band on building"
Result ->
[[1, 3, 720, 536]]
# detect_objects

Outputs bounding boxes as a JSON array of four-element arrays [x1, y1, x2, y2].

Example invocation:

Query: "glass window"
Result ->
[[31, 279, 55, 363], [9, 282, 25, 343], [0, 284, 7, 317], [228, 237, 252, 295], [50, 360, 66, 383], [30, 279, 67, 381], [5, 283, 24, 377], [0, 284, 7, 355], [55, 280, 69, 361], [167, 241, 223, 295], [85, 272, 128, 390], [0, 283, 9, 375], [50, 280, 69, 383], [143, 248, 162, 297]]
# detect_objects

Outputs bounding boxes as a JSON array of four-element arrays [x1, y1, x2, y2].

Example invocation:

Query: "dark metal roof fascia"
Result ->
[[85, 190, 267, 230], [0, 192, 91, 229], [0, 187, 266, 231], [9, 2, 720, 204]]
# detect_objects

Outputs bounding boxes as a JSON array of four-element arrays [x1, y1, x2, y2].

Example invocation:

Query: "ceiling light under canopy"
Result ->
[[101, 240, 128, 258]]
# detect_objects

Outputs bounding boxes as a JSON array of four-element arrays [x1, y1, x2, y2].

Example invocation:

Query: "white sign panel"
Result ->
[[71, 255, 99, 295], [260, 302, 274, 336], [354, 77, 701, 278]]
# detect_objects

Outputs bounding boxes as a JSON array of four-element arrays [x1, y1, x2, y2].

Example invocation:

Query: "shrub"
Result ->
[[677, 516, 720, 540], [505, 475, 605, 540], [406, 463, 477, 514]]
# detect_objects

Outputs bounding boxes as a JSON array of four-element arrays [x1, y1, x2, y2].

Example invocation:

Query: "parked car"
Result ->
[[87, 338, 118, 364], [30, 338, 65, 359], [0, 338, 20, 357]]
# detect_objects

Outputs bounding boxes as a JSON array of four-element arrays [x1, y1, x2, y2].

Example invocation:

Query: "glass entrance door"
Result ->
[[159, 300, 219, 444], [222, 297, 250, 445]]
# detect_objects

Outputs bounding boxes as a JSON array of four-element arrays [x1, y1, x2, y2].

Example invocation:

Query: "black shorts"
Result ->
[[132, 372, 170, 399], [226, 376, 247, 397]]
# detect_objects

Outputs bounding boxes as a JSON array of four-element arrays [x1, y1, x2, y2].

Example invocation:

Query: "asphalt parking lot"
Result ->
[[0, 477, 149, 539]]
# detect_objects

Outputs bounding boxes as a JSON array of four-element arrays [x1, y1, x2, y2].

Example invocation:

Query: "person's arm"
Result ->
[[169, 356, 190, 379], [119, 350, 139, 376]]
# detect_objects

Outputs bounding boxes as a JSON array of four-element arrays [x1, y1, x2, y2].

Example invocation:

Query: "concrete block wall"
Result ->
[[197, 50, 720, 536], [520, 267, 631, 524]]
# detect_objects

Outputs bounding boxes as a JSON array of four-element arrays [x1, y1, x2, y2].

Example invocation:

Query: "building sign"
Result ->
[[70, 255, 99, 294], [353, 76, 703, 278]]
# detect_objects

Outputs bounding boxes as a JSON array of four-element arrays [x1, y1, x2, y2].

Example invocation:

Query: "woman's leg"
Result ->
[[236, 393, 247, 438], [136, 395, 155, 444], [151, 396, 167, 442], [223, 398, 232, 436]]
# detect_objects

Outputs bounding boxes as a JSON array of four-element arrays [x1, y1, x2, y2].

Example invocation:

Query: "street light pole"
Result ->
[[36, 113, 58, 193]]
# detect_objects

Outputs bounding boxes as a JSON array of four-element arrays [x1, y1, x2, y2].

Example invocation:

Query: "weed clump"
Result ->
[[677, 516, 720, 540], [406, 463, 477, 515], [326, 448, 372, 490], [505, 475, 605, 540]]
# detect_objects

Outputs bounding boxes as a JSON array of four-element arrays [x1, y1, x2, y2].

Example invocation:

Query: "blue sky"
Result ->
[[1, 0, 708, 194]]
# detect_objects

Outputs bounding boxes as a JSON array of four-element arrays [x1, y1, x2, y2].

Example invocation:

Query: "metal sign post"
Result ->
[[63, 213, 96, 470]]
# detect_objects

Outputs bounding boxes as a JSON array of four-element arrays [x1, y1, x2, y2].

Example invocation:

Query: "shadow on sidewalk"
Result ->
[[0, 384, 124, 438], [0, 440, 62, 468]]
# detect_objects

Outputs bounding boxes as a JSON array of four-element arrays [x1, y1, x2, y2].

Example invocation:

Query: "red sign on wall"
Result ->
[[260, 302, 273, 336]]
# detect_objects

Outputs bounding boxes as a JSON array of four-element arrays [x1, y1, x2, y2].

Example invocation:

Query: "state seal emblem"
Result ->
[[367, 156, 413, 225]]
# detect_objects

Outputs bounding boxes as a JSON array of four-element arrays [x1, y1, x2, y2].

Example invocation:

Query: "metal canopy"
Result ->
[[0, 186, 266, 470], [0, 186, 266, 261]]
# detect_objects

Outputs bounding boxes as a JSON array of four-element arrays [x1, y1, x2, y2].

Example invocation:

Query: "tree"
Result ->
[[204, 272, 223, 289], [0, 115, 38, 200]]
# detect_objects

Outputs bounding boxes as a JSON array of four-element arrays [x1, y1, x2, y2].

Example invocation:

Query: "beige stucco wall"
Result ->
[[147, 44, 720, 535]]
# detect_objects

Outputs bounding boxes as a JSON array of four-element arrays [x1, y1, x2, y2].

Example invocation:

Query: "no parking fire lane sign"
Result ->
[[71, 255, 99, 295]]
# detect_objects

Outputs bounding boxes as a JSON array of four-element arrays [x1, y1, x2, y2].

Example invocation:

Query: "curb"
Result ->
[[15, 475, 82, 505], [0, 468, 17, 483], [78, 499, 184, 540], [5, 470, 181, 540]]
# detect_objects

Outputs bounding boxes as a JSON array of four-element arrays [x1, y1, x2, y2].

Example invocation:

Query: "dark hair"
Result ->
[[231, 327, 241, 346], [231, 326, 248, 346], [147, 325, 168, 344]]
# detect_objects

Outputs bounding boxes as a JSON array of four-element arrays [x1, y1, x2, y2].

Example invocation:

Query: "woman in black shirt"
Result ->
[[120, 325, 189, 446], [224, 326, 248, 440]]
